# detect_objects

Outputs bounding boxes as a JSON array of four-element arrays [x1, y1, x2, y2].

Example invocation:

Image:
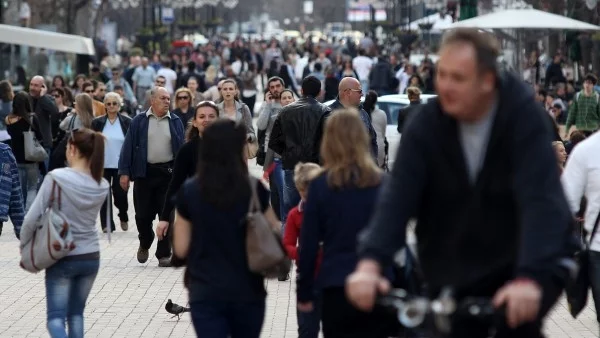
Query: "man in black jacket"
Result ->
[[346, 28, 576, 337], [316, 77, 378, 160], [269, 76, 331, 225], [29, 75, 57, 172]]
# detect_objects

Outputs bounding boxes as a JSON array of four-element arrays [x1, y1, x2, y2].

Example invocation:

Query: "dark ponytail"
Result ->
[[69, 128, 105, 183]]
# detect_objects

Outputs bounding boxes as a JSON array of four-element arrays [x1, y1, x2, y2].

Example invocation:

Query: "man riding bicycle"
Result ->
[[346, 28, 576, 338]]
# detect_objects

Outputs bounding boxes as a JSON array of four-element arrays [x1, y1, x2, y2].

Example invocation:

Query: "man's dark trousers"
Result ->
[[133, 163, 173, 259]]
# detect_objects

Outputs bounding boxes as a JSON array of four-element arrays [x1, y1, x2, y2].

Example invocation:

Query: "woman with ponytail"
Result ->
[[19, 128, 109, 338]]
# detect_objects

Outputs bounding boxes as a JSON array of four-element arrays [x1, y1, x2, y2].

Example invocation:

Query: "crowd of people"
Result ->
[[0, 25, 598, 338]]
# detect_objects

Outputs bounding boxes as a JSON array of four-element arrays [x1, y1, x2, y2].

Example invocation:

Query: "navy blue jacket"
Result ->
[[315, 99, 378, 162], [118, 111, 185, 180], [297, 172, 383, 302]]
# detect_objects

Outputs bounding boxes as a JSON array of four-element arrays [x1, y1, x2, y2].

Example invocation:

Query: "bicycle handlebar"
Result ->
[[377, 288, 503, 334]]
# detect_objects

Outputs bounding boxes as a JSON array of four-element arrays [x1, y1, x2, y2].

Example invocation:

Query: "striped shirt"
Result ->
[[0, 143, 24, 236], [566, 91, 600, 132]]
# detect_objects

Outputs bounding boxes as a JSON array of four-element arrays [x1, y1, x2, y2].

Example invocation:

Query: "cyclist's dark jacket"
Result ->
[[358, 71, 576, 291]]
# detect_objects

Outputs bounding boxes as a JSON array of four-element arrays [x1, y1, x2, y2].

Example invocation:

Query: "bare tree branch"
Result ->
[[74, 0, 90, 12]]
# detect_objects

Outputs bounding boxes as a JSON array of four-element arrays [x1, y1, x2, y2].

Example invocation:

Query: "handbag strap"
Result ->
[[47, 175, 62, 211], [105, 186, 111, 243], [587, 209, 600, 248], [27, 113, 35, 131], [247, 177, 262, 214], [67, 114, 76, 130]]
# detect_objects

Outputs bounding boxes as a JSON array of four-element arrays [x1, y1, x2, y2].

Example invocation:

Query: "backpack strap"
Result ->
[[576, 91, 599, 104]]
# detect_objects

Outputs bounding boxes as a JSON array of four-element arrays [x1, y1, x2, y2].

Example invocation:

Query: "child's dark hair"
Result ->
[[68, 128, 105, 183]]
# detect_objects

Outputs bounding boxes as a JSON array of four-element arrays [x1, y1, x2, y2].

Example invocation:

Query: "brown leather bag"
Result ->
[[246, 177, 291, 278]]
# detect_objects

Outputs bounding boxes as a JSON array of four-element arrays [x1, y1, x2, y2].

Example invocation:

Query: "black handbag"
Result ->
[[565, 210, 600, 318], [256, 129, 266, 166]]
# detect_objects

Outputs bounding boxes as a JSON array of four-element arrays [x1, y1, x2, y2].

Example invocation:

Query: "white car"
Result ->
[[324, 94, 437, 166]]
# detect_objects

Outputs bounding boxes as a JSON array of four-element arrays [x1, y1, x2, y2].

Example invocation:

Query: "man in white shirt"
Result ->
[[561, 131, 600, 327], [353, 49, 374, 94], [396, 64, 415, 94], [156, 59, 177, 95]]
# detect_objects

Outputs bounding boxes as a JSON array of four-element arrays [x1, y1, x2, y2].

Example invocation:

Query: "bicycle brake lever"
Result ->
[[431, 287, 456, 334]]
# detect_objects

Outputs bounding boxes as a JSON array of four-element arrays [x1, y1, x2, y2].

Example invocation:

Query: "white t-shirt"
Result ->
[[353, 56, 374, 81], [102, 118, 125, 169], [156, 67, 178, 95]]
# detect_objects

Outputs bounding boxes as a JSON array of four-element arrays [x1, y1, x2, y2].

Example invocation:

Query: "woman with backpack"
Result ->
[[19, 128, 109, 338]]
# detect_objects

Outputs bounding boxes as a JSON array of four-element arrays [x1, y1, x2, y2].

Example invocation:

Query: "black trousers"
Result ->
[[242, 94, 257, 117], [133, 163, 173, 259], [100, 168, 129, 231], [321, 287, 390, 338], [268, 171, 281, 220]]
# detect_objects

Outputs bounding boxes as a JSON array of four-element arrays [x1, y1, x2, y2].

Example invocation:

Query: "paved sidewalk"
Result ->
[[0, 163, 596, 337]]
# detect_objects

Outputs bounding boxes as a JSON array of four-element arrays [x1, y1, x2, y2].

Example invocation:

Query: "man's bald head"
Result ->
[[339, 77, 360, 92], [29, 76, 45, 98], [338, 77, 362, 107]]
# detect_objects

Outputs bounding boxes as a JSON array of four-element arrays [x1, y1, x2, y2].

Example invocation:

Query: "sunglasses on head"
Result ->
[[196, 100, 218, 110]]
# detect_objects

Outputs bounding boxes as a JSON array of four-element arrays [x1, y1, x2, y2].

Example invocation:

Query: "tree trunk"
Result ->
[[547, 1, 566, 57], [92, 0, 109, 39], [580, 33, 592, 73]]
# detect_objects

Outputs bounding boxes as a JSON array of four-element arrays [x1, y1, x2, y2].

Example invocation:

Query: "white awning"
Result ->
[[409, 13, 454, 32], [0, 24, 96, 55], [448, 9, 600, 30]]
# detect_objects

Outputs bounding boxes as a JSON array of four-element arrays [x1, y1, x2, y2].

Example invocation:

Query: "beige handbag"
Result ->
[[245, 177, 291, 278], [20, 177, 75, 273], [245, 140, 259, 160]]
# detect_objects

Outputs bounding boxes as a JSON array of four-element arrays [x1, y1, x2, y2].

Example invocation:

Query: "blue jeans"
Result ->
[[282, 169, 300, 226], [45, 258, 100, 338], [297, 291, 322, 338], [190, 299, 265, 338], [272, 158, 285, 229], [18, 163, 39, 212]]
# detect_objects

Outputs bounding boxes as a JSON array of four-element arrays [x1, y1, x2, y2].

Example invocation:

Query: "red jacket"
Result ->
[[283, 202, 323, 272]]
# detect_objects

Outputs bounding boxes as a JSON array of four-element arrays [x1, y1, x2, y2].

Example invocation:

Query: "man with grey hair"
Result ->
[[132, 57, 156, 105], [118, 86, 185, 267]]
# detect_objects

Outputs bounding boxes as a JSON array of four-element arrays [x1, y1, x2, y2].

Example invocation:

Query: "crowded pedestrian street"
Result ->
[[0, 162, 596, 337], [4, 0, 600, 337]]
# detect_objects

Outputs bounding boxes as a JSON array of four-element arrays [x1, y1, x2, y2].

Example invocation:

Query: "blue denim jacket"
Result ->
[[0, 143, 24, 236], [118, 111, 185, 180]]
